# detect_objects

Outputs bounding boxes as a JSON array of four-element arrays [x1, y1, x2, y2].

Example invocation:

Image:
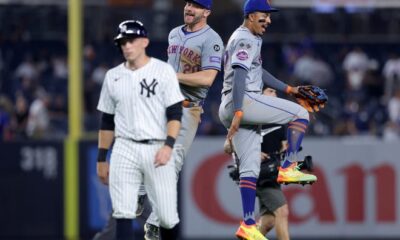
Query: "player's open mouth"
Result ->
[[185, 12, 195, 17], [261, 26, 266, 32]]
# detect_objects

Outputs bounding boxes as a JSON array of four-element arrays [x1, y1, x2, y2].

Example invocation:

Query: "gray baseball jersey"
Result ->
[[222, 26, 263, 94], [219, 26, 309, 178], [146, 25, 224, 228], [167, 24, 223, 102], [97, 58, 184, 227]]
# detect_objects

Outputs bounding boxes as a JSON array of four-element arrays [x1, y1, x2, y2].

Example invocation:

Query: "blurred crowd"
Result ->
[[0, 5, 400, 141]]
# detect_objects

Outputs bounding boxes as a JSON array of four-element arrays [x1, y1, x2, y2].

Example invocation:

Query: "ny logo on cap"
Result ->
[[120, 24, 127, 33]]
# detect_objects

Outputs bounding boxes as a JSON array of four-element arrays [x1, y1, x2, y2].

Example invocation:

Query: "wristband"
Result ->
[[285, 86, 293, 94], [164, 135, 176, 148], [97, 148, 108, 162], [234, 110, 243, 118]]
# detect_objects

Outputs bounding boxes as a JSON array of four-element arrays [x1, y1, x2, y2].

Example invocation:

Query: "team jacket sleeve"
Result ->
[[230, 38, 258, 71], [201, 34, 224, 71], [97, 71, 116, 114], [163, 65, 185, 107]]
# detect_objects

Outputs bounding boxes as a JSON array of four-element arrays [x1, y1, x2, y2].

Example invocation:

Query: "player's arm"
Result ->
[[177, 35, 223, 87], [262, 68, 299, 95], [227, 66, 247, 140], [154, 101, 183, 167], [176, 69, 218, 87], [165, 102, 182, 142], [97, 112, 115, 185]]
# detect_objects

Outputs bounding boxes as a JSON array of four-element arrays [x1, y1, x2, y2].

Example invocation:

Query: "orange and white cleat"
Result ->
[[235, 221, 268, 240], [277, 162, 317, 185]]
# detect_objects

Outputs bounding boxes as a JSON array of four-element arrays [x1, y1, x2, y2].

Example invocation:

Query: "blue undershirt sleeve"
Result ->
[[232, 66, 248, 112], [262, 68, 288, 93]]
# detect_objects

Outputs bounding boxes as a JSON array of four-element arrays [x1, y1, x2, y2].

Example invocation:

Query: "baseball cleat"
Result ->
[[144, 222, 160, 240], [135, 194, 147, 217], [277, 162, 317, 185], [235, 221, 268, 240]]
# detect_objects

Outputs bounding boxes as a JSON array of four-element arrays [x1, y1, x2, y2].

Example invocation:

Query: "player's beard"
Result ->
[[184, 12, 203, 27]]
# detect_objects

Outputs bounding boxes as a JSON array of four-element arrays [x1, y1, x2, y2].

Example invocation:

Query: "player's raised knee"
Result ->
[[297, 106, 309, 121]]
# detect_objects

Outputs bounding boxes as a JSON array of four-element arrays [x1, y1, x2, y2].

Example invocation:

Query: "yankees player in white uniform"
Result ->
[[96, 20, 184, 240], [219, 0, 316, 239], [142, 0, 224, 239]]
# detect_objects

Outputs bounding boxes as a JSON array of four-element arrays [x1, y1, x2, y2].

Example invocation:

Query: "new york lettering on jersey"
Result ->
[[167, 24, 223, 102]]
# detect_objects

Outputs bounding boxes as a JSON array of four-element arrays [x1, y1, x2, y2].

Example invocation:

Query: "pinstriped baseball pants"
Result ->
[[109, 138, 179, 228]]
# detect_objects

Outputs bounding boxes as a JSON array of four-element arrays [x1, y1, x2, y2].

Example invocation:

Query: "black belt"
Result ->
[[222, 90, 261, 95], [120, 137, 164, 144], [182, 99, 204, 108]]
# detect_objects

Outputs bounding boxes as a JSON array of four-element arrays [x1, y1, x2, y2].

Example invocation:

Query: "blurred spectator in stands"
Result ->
[[387, 88, 400, 125], [16, 76, 37, 103], [334, 98, 364, 135], [15, 54, 38, 80], [48, 93, 68, 137], [342, 47, 370, 91], [362, 59, 382, 100], [0, 49, 3, 84], [282, 43, 301, 75], [0, 95, 13, 140], [48, 55, 68, 95], [342, 96, 385, 136], [333, 99, 354, 136], [293, 49, 333, 88], [83, 44, 96, 78], [11, 93, 29, 140], [383, 121, 400, 141], [26, 89, 51, 138], [382, 52, 400, 102], [52, 56, 68, 80], [92, 63, 108, 85]]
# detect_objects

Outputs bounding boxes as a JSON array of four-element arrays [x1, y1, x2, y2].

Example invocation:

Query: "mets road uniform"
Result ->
[[97, 58, 184, 228], [146, 24, 223, 226], [219, 26, 308, 178]]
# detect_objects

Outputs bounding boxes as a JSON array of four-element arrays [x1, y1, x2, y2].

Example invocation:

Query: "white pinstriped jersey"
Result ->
[[167, 24, 223, 102], [222, 26, 263, 93], [97, 58, 184, 140]]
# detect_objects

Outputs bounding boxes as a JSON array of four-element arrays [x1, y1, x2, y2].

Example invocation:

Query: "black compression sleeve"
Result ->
[[100, 112, 115, 130], [166, 101, 183, 122]]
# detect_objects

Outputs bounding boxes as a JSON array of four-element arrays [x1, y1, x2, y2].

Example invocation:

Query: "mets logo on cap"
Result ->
[[243, 0, 278, 15], [186, 0, 212, 10]]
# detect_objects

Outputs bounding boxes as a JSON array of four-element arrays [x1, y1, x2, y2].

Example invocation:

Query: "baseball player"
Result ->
[[226, 87, 291, 240], [219, 0, 317, 239], [143, 0, 224, 239], [92, 194, 148, 240], [96, 20, 184, 240]]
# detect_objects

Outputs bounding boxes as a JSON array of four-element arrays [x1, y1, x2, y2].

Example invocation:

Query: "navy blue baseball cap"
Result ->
[[185, 0, 212, 10], [244, 0, 278, 15]]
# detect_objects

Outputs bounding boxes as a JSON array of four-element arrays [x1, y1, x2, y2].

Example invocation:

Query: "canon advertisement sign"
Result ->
[[181, 138, 400, 239]]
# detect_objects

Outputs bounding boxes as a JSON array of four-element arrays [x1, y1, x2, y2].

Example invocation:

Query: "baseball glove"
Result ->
[[293, 85, 328, 112]]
